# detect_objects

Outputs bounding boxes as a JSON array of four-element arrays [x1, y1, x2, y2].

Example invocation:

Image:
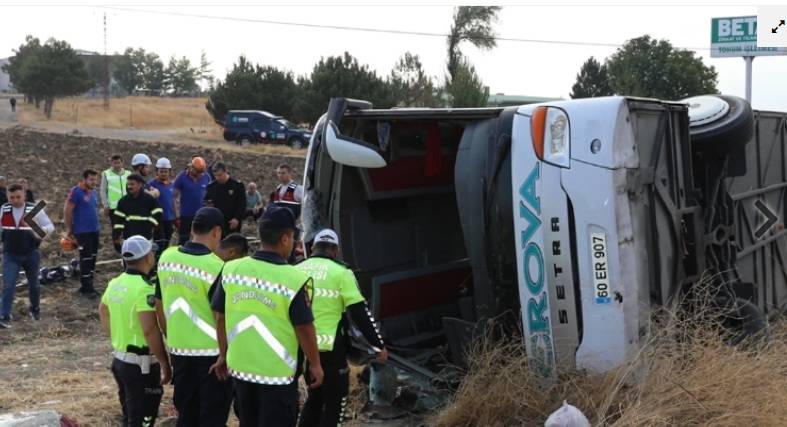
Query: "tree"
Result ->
[[206, 55, 301, 124], [297, 52, 393, 124], [113, 47, 146, 95], [389, 52, 440, 107], [2, 36, 43, 104], [16, 38, 93, 117], [570, 57, 613, 99], [446, 6, 500, 82], [605, 35, 718, 99], [141, 53, 166, 95], [445, 59, 489, 108], [198, 50, 214, 92], [165, 56, 199, 96], [443, 6, 499, 108]]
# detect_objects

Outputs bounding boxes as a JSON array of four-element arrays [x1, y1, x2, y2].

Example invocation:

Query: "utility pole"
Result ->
[[103, 12, 110, 110], [744, 56, 753, 104]]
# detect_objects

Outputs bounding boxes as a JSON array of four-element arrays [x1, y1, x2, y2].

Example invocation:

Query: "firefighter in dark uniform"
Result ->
[[112, 174, 163, 250], [209, 206, 323, 427], [99, 236, 171, 426], [296, 229, 387, 426]]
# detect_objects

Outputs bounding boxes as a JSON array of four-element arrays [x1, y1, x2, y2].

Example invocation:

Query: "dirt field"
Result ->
[[0, 127, 306, 425]]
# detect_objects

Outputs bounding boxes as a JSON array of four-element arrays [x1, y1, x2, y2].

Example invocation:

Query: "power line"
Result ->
[[100, 5, 712, 52]]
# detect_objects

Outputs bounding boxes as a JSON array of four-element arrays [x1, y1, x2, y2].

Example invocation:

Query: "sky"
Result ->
[[1, 1, 786, 111]]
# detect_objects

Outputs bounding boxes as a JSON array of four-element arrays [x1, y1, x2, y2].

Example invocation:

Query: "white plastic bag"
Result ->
[[544, 400, 590, 427]]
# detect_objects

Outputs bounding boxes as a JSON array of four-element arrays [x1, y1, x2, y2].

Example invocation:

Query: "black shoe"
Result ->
[[79, 289, 99, 300], [29, 311, 40, 321], [0, 317, 11, 329]]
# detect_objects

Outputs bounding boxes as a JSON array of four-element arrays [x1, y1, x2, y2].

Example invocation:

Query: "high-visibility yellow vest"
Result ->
[[103, 168, 131, 209], [157, 247, 224, 356], [221, 257, 310, 385], [297, 256, 364, 351], [101, 272, 156, 352]]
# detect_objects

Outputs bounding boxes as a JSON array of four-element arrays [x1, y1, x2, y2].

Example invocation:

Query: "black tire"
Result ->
[[289, 137, 304, 150], [237, 137, 251, 147], [689, 95, 754, 154]]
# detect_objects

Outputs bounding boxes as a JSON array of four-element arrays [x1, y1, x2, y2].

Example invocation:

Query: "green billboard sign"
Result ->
[[711, 16, 787, 57]]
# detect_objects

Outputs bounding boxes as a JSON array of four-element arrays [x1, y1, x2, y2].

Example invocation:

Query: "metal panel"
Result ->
[[729, 112, 787, 313]]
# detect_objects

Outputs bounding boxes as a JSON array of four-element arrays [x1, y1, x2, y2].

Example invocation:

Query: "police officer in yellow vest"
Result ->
[[296, 229, 388, 427], [155, 207, 232, 426], [210, 206, 324, 427], [101, 155, 132, 250], [99, 235, 170, 427]]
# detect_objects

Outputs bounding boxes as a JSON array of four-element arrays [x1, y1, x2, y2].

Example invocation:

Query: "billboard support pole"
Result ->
[[744, 56, 754, 104]]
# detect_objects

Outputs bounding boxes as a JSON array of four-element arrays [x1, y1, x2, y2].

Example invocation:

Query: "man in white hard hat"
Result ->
[[131, 153, 160, 199], [149, 158, 176, 256]]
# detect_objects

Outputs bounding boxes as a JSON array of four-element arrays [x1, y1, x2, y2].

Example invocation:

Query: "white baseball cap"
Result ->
[[121, 236, 158, 261], [155, 157, 172, 169], [131, 153, 152, 166], [314, 229, 339, 246]]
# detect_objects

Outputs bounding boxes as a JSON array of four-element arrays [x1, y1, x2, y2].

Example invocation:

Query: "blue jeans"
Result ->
[[2, 250, 41, 318]]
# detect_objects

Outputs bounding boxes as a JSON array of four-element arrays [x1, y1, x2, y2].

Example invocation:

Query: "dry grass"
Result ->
[[13, 97, 309, 155], [434, 286, 787, 427], [16, 96, 214, 130]]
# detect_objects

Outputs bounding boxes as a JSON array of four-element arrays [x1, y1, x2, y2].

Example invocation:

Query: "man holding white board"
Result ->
[[0, 183, 54, 328]]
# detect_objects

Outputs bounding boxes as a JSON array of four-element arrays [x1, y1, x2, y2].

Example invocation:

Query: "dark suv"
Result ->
[[223, 110, 312, 149]]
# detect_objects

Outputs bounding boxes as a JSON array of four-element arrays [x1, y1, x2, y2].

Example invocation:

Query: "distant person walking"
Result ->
[[204, 162, 246, 237], [101, 155, 132, 252], [1, 184, 55, 328], [149, 158, 176, 255], [64, 169, 101, 299], [9, 97, 16, 113], [173, 156, 210, 245]]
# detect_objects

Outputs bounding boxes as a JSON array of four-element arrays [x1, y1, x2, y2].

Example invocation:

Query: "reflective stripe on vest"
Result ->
[[1, 205, 34, 230], [227, 314, 297, 370], [228, 368, 293, 386], [222, 257, 308, 384], [104, 169, 130, 209], [317, 334, 336, 348], [222, 273, 298, 299], [157, 248, 224, 356], [167, 297, 218, 340]]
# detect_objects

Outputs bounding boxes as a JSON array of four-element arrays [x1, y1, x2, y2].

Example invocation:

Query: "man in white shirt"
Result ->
[[0, 184, 55, 327]]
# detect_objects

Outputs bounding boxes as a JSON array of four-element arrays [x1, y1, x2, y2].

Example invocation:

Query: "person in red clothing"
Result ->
[[269, 164, 304, 218], [269, 164, 304, 262]]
